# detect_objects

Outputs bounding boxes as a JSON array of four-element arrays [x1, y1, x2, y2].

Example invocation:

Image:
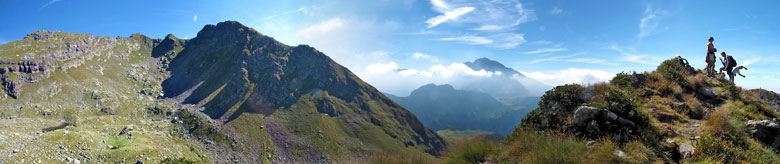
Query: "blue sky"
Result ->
[[2, 0, 779, 95]]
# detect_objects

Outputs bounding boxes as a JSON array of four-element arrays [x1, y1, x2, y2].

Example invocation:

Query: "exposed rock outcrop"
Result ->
[[746, 119, 780, 149], [572, 106, 636, 127]]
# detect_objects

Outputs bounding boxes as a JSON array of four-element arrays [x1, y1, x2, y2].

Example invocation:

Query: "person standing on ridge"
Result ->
[[706, 37, 717, 76]]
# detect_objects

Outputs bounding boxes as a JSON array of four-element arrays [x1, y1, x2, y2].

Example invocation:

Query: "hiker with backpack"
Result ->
[[718, 52, 738, 83], [706, 37, 717, 76]]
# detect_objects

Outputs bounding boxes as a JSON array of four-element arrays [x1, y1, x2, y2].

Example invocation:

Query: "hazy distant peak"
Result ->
[[464, 57, 523, 77]]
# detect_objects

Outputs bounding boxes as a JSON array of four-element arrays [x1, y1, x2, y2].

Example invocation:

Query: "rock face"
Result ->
[[673, 56, 696, 75], [747, 119, 780, 149], [571, 106, 635, 135], [1, 76, 20, 98]]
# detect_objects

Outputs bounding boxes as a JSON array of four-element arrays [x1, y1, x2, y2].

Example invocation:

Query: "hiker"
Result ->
[[706, 37, 717, 75], [718, 52, 738, 83], [732, 66, 748, 78]]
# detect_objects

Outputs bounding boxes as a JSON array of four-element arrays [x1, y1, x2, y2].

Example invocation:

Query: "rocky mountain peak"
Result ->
[[195, 20, 265, 41]]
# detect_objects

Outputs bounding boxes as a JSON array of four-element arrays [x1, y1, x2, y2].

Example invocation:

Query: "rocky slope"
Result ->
[[483, 56, 780, 163], [0, 21, 445, 163], [386, 83, 536, 136]]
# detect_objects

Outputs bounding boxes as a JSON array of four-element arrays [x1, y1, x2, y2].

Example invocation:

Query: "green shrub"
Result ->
[[610, 72, 638, 89], [656, 59, 690, 88], [599, 88, 658, 145], [177, 109, 233, 145], [520, 84, 586, 131]]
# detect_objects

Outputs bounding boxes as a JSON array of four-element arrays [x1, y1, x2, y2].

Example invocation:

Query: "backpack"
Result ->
[[727, 56, 737, 67]]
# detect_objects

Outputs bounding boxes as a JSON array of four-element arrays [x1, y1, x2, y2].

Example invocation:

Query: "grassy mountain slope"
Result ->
[[0, 31, 207, 163], [0, 21, 445, 163]]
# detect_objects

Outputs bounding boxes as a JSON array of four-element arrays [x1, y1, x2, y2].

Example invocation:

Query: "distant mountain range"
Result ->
[[386, 83, 539, 136], [384, 58, 544, 136]]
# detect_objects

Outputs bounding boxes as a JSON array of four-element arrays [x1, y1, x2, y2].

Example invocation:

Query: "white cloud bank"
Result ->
[[520, 68, 615, 87], [356, 61, 507, 96]]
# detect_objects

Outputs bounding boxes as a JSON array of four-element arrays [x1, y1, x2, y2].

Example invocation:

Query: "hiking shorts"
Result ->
[[726, 66, 735, 76], [706, 52, 715, 63]]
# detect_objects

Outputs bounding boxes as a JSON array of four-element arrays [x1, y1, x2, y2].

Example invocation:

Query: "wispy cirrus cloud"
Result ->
[[412, 52, 439, 62], [427, 0, 535, 30], [426, 6, 475, 28], [255, 5, 316, 22], [550, 7, 563, 15], [437, 33, 526, 49], [40, 0, 62, 10], [438, 36, 493, 45], [609, 44, 660, 65], [638, 5, 669, 39], [521, 48, 567, 54], [741, 57, 761, 66], [529, 54, 579, 64]]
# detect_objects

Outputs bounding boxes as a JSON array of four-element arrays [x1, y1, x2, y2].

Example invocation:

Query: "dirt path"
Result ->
[[679, 119, 703, 143]]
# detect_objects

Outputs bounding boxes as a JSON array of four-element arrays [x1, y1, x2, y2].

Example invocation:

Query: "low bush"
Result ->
[[520, 84, 586, 131], [611, 72, 638, 89], [657, 59, 690, 88], [599, 87, 658, 145]]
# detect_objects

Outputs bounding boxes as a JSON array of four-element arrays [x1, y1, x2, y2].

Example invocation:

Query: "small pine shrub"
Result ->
[[599, 87, 658, 145], [657, 59, 690, 88], [520, 84, 586, 131], [610, 72, 638, 89]]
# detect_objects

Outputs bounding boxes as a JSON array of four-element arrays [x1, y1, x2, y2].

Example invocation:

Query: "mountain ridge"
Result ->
[[0, 20, 445, 163]]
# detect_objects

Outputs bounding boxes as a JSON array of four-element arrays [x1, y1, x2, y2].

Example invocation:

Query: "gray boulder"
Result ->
[[746, 119, 780, 149], [572, 106, 635, 128], [678, 143, 695, 159]]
